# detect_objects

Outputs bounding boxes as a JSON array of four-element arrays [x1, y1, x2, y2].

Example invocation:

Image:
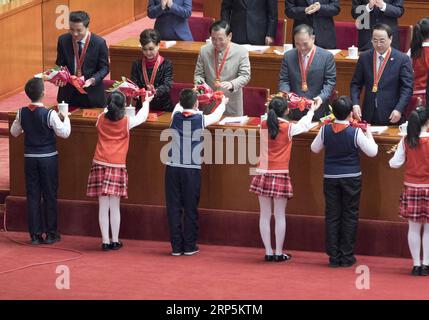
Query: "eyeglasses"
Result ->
[[371, 39, 387, 44]]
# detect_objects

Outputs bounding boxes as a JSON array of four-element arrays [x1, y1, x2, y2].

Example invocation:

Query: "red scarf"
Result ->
[[144, 54, 162, 68]]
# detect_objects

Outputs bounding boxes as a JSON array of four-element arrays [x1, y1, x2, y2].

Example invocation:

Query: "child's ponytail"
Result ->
[[267, 97, 288, 140], [406, 107, 429, 148], [105, 91, 126, 121]]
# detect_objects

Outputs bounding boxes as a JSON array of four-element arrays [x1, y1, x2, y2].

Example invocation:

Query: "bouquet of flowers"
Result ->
[[37, 66, 86, 94], [107, 77, 155, 99], [194, 82, 224, 113], [267, 92, 313, 112], [320, 107, 369, 131]]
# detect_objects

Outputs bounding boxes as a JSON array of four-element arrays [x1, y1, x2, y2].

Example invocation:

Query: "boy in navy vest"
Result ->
[[10, 78, 71, 245], [164, 89, 227, 256], [311, 96, 378, 267]]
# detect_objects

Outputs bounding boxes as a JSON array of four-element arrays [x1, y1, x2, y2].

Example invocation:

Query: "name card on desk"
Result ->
[[82, 109, 102, 118]]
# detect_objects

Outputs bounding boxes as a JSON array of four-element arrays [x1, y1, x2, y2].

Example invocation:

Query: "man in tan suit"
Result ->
[[194, 20, 251, 116]]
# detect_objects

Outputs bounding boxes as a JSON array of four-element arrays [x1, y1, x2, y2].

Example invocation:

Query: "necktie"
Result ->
[[378, 55, 384, 72], [78, 41, 83, 57]]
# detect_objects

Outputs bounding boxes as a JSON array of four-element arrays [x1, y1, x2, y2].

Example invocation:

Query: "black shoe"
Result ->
[[412, 266, 422, 276], [184, 246, 199, 256], [30, 234, 44, 245], [101, 243, 111, 251], [110, 241, 123, 250], [329, 261, 341, 268], [45, 232, 61, 244], [274, 253, 292, 262], [264, 255, 274, 262], [420, 265, 429, 276], [171, 251, 184, 256], [340, 256, 357, 268]]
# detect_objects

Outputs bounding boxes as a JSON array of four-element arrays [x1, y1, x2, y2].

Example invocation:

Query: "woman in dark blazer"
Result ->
[[130, 29, 173, 111]]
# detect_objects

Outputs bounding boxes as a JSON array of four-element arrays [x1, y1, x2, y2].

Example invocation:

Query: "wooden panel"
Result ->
[[109, 39, 357, 97], [134, 0, 148, 20], [0, 0, 43, 100], [69, 0, 135, 36], [8, 110, 405, 222], [41, 0, 69, 69]]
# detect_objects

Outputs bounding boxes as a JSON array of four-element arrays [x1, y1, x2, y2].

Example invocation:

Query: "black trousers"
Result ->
[[323, 176, 361, 264], [165, 166, 201, 252], [24, 156, 58, 236]]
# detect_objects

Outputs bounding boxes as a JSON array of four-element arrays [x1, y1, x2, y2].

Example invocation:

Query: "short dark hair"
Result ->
[[69, 11, 90, 28], [105, 91, 126, 121], [332, 96, 353, 121], [25, 77, 44, 102], [371, 23, 393, 38], [139, 29, 161, 47], [293, 24, 314, 37], [210, 20, 231, 36], [180, 89, 197, 109]]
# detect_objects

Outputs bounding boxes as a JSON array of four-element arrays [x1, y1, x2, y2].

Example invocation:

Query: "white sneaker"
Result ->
[[171, 251, 183, 256], [184, 248, 199, 256]]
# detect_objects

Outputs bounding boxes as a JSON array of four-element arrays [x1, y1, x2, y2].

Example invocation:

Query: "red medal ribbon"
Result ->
[[298, 46, 316, 92], [214, 45, 231, 84], [372, 47, 392, 93], [142, 54, 164, 91], [72, 32, 91, 77]]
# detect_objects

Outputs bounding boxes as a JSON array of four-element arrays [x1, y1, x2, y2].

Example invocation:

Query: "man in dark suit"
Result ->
[[55, 11, 109, 108], [148, 0, 193, 41], [352, 0, 404, 52], [278, 24, 336, 120], [285, 0, 340, 49], [350, 23, 413, 125], [221, 0, 278, 45]]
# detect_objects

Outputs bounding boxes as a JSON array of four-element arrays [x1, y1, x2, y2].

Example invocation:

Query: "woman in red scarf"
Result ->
[[130, 29, 174, 111]]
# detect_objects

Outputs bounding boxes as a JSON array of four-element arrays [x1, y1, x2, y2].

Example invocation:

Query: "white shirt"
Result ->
[[170, 102, 226, 127], [310, 119, 378, 157], [301, 50, 313, 70], [74, 31, 89, 74], [285, 109, 315, 137], [366, 3, 387, 12], [10, 103, 71, 139], [389, 132, 429, 168]]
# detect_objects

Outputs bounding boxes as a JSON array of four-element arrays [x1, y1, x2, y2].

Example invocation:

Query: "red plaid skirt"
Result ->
[[86, 163, 128, 198], [249, 173, 293, 199], [399, 185, 429, 223]]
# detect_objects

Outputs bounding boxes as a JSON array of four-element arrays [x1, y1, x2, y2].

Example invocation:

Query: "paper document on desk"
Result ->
[[369, 126, 388, 134], [327, 49, 342, 56], [219, 116, 249, 125], [241, 45, 270, 54], [160, 41, 176, 48]]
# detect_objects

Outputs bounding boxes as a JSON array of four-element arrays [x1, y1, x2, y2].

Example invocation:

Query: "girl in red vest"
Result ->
[[250, 96, 319, 262], [87, 91, 153, 251], [390, 106, 429, 276]]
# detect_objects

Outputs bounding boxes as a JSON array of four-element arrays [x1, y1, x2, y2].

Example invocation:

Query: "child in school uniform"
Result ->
[[311, 96, 378, 267], [249, 96, 320, 262], [165, 89, 228, 256], [389, 106, 429, 276], [10, 77, 71, 245], [86, 91, 153, 251]]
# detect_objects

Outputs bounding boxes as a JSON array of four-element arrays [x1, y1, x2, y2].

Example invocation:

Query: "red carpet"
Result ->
[[0, 231, 427, 300]]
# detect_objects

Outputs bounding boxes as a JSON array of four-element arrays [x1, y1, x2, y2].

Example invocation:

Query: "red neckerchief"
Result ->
[[332, 122, 349, 133], [28, 104, 44, 112], [142, 54, 164, 86], [182, 111, 196, 118]]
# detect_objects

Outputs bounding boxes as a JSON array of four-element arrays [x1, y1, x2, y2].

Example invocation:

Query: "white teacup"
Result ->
[[283, 44, 293, 53], [348, 45, 359, 59], [58, 102, 68, 116], [126, 106, 136, 118]]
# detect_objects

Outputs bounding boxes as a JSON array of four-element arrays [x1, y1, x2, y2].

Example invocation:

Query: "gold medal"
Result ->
[[302, 83, 308, 92], [372, 85, 378, 93]]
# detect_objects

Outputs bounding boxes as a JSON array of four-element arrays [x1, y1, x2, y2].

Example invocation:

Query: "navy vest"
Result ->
[[20, 107, 57, 157], [167, 111, 205, 169], [323, 124, 361, 178]]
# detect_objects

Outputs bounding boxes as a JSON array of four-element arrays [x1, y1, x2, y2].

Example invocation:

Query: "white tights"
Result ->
[[98, 196, 121, 244], [408, 221, 429, 266], [258, 196, 287, 255]]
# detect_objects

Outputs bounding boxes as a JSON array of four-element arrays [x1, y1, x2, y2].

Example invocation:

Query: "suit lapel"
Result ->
[[378, 48, 396, 84]]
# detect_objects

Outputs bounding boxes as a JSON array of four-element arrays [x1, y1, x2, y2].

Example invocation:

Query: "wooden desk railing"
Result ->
[[9, 109, 404, 222]]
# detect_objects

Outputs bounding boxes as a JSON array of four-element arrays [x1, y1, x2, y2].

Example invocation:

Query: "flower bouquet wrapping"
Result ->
[[37, 66, 86, 94], [194, 82, 224, 113], [266, 92, 313, 112], [107, 77, 156, 99]]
